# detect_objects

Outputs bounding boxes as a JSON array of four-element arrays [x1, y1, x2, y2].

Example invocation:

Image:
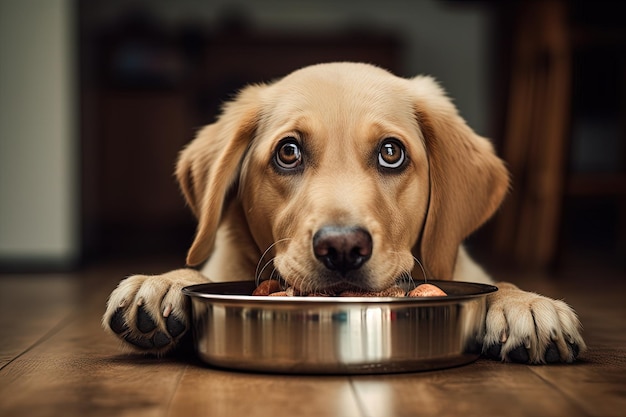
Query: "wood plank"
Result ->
[[493, 0, 573, 268], [529, 0, 572, 267], [0, 270, 186, 417], [169, 366, 362, 417], [0, 275, 76, 368], [511, 268, 626, 417], [351, 360, 587, 417], [0, 349, 185, 417], [529, 349, 626, 417]]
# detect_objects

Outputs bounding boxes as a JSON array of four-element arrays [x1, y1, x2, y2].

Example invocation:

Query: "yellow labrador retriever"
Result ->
[[103, 62, 585, 364]]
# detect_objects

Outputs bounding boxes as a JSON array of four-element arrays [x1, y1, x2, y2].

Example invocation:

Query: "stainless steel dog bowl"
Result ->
[[182, 280, 497, 374]]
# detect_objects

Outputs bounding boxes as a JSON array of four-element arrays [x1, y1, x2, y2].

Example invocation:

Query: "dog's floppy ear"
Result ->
[[410, 76, 509, 280], [176, 84, 264, 266]]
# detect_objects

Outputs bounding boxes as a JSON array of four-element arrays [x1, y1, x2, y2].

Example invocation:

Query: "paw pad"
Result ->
[[124, 333, 155, 350], [484, 343, 502, 360], [508, 345, 530, 363], [103, 270, 208, 354], [152, 331, 171, 349], [110, 308, 129, 334], [107, 306, 186, 352], [166, 315, 186, 338], [544, 342, 560, 363], [483, 341, 582, 364], [137, 305, 157, 333]]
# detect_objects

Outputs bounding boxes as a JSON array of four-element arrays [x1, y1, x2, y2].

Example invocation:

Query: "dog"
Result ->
[[103, 62, 585, 363]]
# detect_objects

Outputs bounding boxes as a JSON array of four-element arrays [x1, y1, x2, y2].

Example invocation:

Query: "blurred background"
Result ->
[[0, 0, 624, 276]]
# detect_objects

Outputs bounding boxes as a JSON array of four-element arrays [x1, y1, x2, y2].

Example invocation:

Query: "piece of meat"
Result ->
[[407, 283, 447, 297], [252, 279, 282, 295], [339, 285, 406, 297]]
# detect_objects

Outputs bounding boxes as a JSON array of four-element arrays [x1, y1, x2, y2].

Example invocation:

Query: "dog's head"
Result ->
[[176, 62, 509, 292]]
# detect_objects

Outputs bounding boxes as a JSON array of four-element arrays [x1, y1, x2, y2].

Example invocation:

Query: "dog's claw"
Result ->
[[137, 305, 158, 333]]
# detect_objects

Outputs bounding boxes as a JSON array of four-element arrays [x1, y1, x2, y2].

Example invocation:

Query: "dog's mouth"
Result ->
[[269, 228, 415, 295]]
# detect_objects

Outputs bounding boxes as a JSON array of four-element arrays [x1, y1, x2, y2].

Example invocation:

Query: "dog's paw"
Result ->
[[482, 282, 586, 364], [102, 269, 207, 354]]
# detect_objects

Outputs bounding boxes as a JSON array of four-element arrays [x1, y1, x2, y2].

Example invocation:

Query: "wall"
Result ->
[[0, 0, 78, 267]]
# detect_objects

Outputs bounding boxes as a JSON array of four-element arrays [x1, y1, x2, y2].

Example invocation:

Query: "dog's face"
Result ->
[[238, 68, 430, 292], [177, 63, 509, 292]]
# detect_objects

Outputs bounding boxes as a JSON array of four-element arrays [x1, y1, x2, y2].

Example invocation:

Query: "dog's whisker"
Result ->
[[254, 238, 293, 285], [295, 272, 314, 295], [291, 274, 305, 294], [386, 250, 419, 288], [411, 255, 429, 283], [269, 267, 277, 281], [256, 257, 278, 286], [306, 273, 321, 295], [276, 255, 312, 294], [273, 269, 286, 287], [395, 267, 415, 288]]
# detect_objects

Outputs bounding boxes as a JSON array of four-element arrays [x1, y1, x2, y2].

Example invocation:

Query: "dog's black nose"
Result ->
[[312, 226, 372, 274]]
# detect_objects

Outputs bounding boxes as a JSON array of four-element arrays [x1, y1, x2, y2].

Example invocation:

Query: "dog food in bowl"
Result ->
[[252, 280, 448, 297], [407, 283, 447, 297]]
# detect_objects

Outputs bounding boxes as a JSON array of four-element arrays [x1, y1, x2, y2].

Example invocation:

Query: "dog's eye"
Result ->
[[378, 138, 406, 170], [274, 138, 303, 171]]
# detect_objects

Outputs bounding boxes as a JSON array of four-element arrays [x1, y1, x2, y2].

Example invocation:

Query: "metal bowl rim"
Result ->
[[182, 280, 497, 305]]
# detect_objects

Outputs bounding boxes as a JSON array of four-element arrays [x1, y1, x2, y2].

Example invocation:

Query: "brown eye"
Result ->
[[274, 138, 302, 171], [378, 138, 406, 170]]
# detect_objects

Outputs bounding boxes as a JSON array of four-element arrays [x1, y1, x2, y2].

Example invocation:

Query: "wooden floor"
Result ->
[[1, 255, 625, 417]]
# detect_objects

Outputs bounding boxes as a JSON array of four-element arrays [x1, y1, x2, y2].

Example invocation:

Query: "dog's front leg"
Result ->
[[482, 282, 586, 364], [102, 269, 208, 354]]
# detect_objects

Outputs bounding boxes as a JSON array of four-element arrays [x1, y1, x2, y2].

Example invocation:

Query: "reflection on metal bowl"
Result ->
[[182, 280, 497, 374]]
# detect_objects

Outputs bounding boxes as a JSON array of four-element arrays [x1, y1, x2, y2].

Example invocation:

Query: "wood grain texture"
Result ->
[[351, 362, 585, 417], [0, 258, 624, 417], [0, 275, 75, 369], [170, 368, 362, 417]]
